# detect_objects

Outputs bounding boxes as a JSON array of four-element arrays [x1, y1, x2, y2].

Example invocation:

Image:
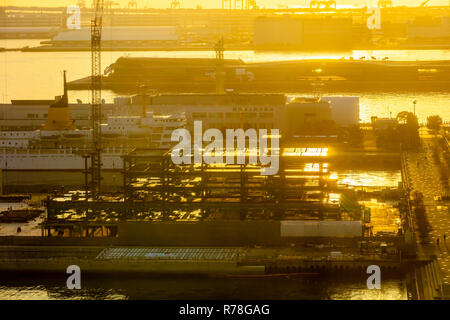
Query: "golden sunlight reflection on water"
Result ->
[[1, 44, 450, 122], [0, 277, 407, 300]]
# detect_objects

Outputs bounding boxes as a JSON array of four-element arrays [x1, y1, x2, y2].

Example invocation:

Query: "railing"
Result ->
[[1, 147, 128, 155], [443, 134, 450, 152], [400, 151, 416, 241], [0, 236, 116, 247]]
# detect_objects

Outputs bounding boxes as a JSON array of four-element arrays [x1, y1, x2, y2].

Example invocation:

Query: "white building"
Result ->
[[50, 26, 179, 47], [408, 17, 450, 39], [320, 96, 360, 126]]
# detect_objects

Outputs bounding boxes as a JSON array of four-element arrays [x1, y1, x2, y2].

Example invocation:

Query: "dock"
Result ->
[[403, 128, 450, 299], [0, 243, 425, 278]]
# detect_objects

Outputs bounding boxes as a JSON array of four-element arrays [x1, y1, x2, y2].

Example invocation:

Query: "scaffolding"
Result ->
[[44, 147, 342, 237]]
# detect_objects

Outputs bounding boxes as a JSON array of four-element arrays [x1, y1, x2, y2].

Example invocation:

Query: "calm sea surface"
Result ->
[[0, 40, 427, 299], [0, 274, 407, 300]]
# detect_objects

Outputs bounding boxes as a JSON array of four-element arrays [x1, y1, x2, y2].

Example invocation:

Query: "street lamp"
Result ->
[[413, 100, 417, 116]]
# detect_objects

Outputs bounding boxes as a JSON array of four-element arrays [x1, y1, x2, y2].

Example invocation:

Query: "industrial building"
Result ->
[[253, 16, 353, 50], [320, 97, 360, 126], [0, 94, 360, 132], [0, 99, 115, 130], [48, 26, 179, 48], [4, 5, 450, 51], [0, 26, 58, 39], [408, 16, 450, 40], [43, 145, 367, 245], [286, 98, 333, 135]]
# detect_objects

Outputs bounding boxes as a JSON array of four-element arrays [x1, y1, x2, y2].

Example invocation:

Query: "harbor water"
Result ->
[[0, 274, 407, 300], [0, 169, 406, 300], [2, 40, 450, 123], [0, 39, 430, 300]]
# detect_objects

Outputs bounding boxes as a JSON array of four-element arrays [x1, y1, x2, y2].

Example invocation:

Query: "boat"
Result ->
[[0, 195, 31, 203], [226, 272, 321, 278], [0, 74, 186, 171], [0, 208, 44, 223], [68, 57, 450, 93]]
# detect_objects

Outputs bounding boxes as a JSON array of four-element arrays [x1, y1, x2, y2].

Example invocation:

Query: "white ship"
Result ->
[[1, 148, 122, 170], [0, 73, 186, 171], [0, 113, 186, 171], [0, 112, 186, 171]]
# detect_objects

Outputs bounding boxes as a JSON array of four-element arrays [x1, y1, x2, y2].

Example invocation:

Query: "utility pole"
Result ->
[[215, 37, 225, 94]]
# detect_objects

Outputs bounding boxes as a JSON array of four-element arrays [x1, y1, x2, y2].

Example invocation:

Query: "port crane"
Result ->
[[105, 1, 119, 9], [128, 0, 138, 9], [215, 37, 225, 94], [77, 0, 86, 8], [310, 1, 337, 9], [221, 0, 257, 9], [377, 0, 393, 8], [170, 0, 181, 9], [90, 0, 104, 197]]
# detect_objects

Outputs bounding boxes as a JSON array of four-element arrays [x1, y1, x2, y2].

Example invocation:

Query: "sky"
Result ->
[[1, 0, 449, 9]]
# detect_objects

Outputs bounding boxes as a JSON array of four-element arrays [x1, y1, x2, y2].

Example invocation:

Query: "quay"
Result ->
[[403, 127, 450, 299], [0, 242, 430, 279]]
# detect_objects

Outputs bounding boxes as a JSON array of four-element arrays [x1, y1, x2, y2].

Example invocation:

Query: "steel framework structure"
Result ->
[[90, 0, 104, 197], [45, 148, 342, 229]]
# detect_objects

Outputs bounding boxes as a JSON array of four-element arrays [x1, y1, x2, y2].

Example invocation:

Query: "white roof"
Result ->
[[0, 27, 57, 33], [52, 26, 178, 42]]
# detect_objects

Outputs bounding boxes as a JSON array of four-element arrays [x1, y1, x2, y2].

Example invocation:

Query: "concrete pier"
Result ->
[[403, 128, 450, 299]]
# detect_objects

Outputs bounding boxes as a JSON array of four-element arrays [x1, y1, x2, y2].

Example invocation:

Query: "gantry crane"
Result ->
[[310, 1, 337, 9], [170, 0, 181, 9], [215, 37, 225, 94], [247, 0, 257, 8], [222, 0, 257, 9], [377, 0, 393, 8], [90, 0, 104, 197], [77, 0, 86, 8], [128, 0, 138, 9]]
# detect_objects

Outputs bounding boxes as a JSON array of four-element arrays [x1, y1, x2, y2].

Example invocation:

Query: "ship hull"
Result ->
[[0, 151, 123, 171], [68, 58, 450, 93]]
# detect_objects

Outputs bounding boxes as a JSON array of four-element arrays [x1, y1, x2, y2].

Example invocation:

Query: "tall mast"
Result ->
[[91, 0, 104, 197]]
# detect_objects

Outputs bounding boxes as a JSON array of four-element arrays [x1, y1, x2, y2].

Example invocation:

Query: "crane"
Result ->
[[105, 1, 119, 9], [420, 0, 431, 6], [90, 0, 104, 197], [221, 0, 257, 9], [310, 1, 337, 9], [128, 0, 137, 9], [377, 0, 393, 8], [215, 37, 225, 94], [246, 0, 257, 9], [170, 0, 181, 9], [77, 0, 86, 8]]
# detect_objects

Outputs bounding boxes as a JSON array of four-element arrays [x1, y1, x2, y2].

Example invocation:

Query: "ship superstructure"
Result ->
[[0, 111, 186, 171], [0, 76, 186, 171]]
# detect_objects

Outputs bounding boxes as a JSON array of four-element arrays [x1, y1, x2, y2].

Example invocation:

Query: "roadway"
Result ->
[[405, 128, 450, 297]]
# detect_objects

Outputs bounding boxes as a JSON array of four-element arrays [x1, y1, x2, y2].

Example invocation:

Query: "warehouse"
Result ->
[[49, 26, 179, 48], [254, 16, 353, 50]]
